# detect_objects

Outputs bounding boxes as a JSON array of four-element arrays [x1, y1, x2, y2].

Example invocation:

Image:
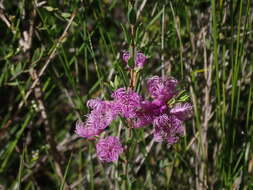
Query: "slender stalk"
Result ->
[[196, 28, 211, 190], [170, 2, 183, 79], [124, 1, 138, 189], [129, 24, 136, 90], [161, 4, 165, 77]]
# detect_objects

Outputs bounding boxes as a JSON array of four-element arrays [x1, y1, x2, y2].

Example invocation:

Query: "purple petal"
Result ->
[[96, 136, 123, 162], [112, 88, 142, 118], [135, 53, 147, 68], [170, 103, 192, 120], [147, 76, 178, 103], [122, 51, 147, 68], [153, 115, 185, 145], [75, 100, 118, 138], [87, 99, 104, 109], [122, 51, 130, 64], [75, 120, 102, 138], [134, 100, 163, 128]]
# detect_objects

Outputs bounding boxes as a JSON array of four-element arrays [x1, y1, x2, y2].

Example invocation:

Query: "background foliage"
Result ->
[[0, 0, 252, 189]]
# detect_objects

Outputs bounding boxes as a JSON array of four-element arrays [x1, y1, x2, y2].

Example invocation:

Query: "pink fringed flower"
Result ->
[[153, 115, 184, 145], [134, 100, 166, 128], [75, 120, 101, 138], [96, 136, 123, 162], [134, 76, 192, 145], [112, 88, 142, 118], [75, 99, 117, 138], [75, 74, 192, 151], [122, 51, 147, 68], [147, 76, 178, 104]]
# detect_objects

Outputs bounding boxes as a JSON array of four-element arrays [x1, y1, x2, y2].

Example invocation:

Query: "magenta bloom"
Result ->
[[122, 52, 130, 64], [153, 115, 184, 144], [136, 100, 192, 144], [134, 100, 166, 128], [135, 53, 147, 67], [75, 99, 117, 138], [75, 74, 192, 148], [134, 76, 192, 145], [96, 136, 123, 162], [122, 51, 147, 68], [87, 99, 118, 126], [112, 88, 142, 118], [147, 76, 178, 104], [170, 103, 192, 121], [75, 119, 102, 138]]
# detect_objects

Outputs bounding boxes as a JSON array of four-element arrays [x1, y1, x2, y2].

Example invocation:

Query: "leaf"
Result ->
[[61, 12, 71, 18], [128, 6, 137, 25], [0, 112, 33, 173], [44, 6, 58, 12]]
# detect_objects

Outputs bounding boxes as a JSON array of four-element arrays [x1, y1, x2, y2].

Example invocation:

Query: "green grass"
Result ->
[[0, 0, 252, 189]]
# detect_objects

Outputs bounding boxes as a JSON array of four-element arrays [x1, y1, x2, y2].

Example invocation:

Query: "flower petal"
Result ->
[[170, 103, 192, 120], [96, 136, 123, 162], [147, 76, 178, 103]]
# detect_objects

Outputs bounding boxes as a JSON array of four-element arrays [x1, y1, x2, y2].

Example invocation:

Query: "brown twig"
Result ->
[[0, 8, 11, 29], [197, 27, 212, 190], [20, 5, 77, 190], [18, 9, 77, 110]]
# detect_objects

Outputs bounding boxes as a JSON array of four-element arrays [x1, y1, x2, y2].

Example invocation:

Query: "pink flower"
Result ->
[[135, 53, 147, 67], [75, 99, 117, 138], [122, 51, 130, 64], [96, 136, 123, 162], [153, 115, 184, 145], [134, 76, 192, 145], [112, 88, 142, 118], [75, 75, 192, 148], [134, 100, 166, 128], [75, 120, 101, 138], [147, 76, 178, 103], [122, 51, 147, 68]]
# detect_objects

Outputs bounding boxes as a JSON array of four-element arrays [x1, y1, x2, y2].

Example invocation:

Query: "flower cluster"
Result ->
[[75, 88, 143, 162], [134, 76, 192, 144], [75, 53, 192, 162]]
